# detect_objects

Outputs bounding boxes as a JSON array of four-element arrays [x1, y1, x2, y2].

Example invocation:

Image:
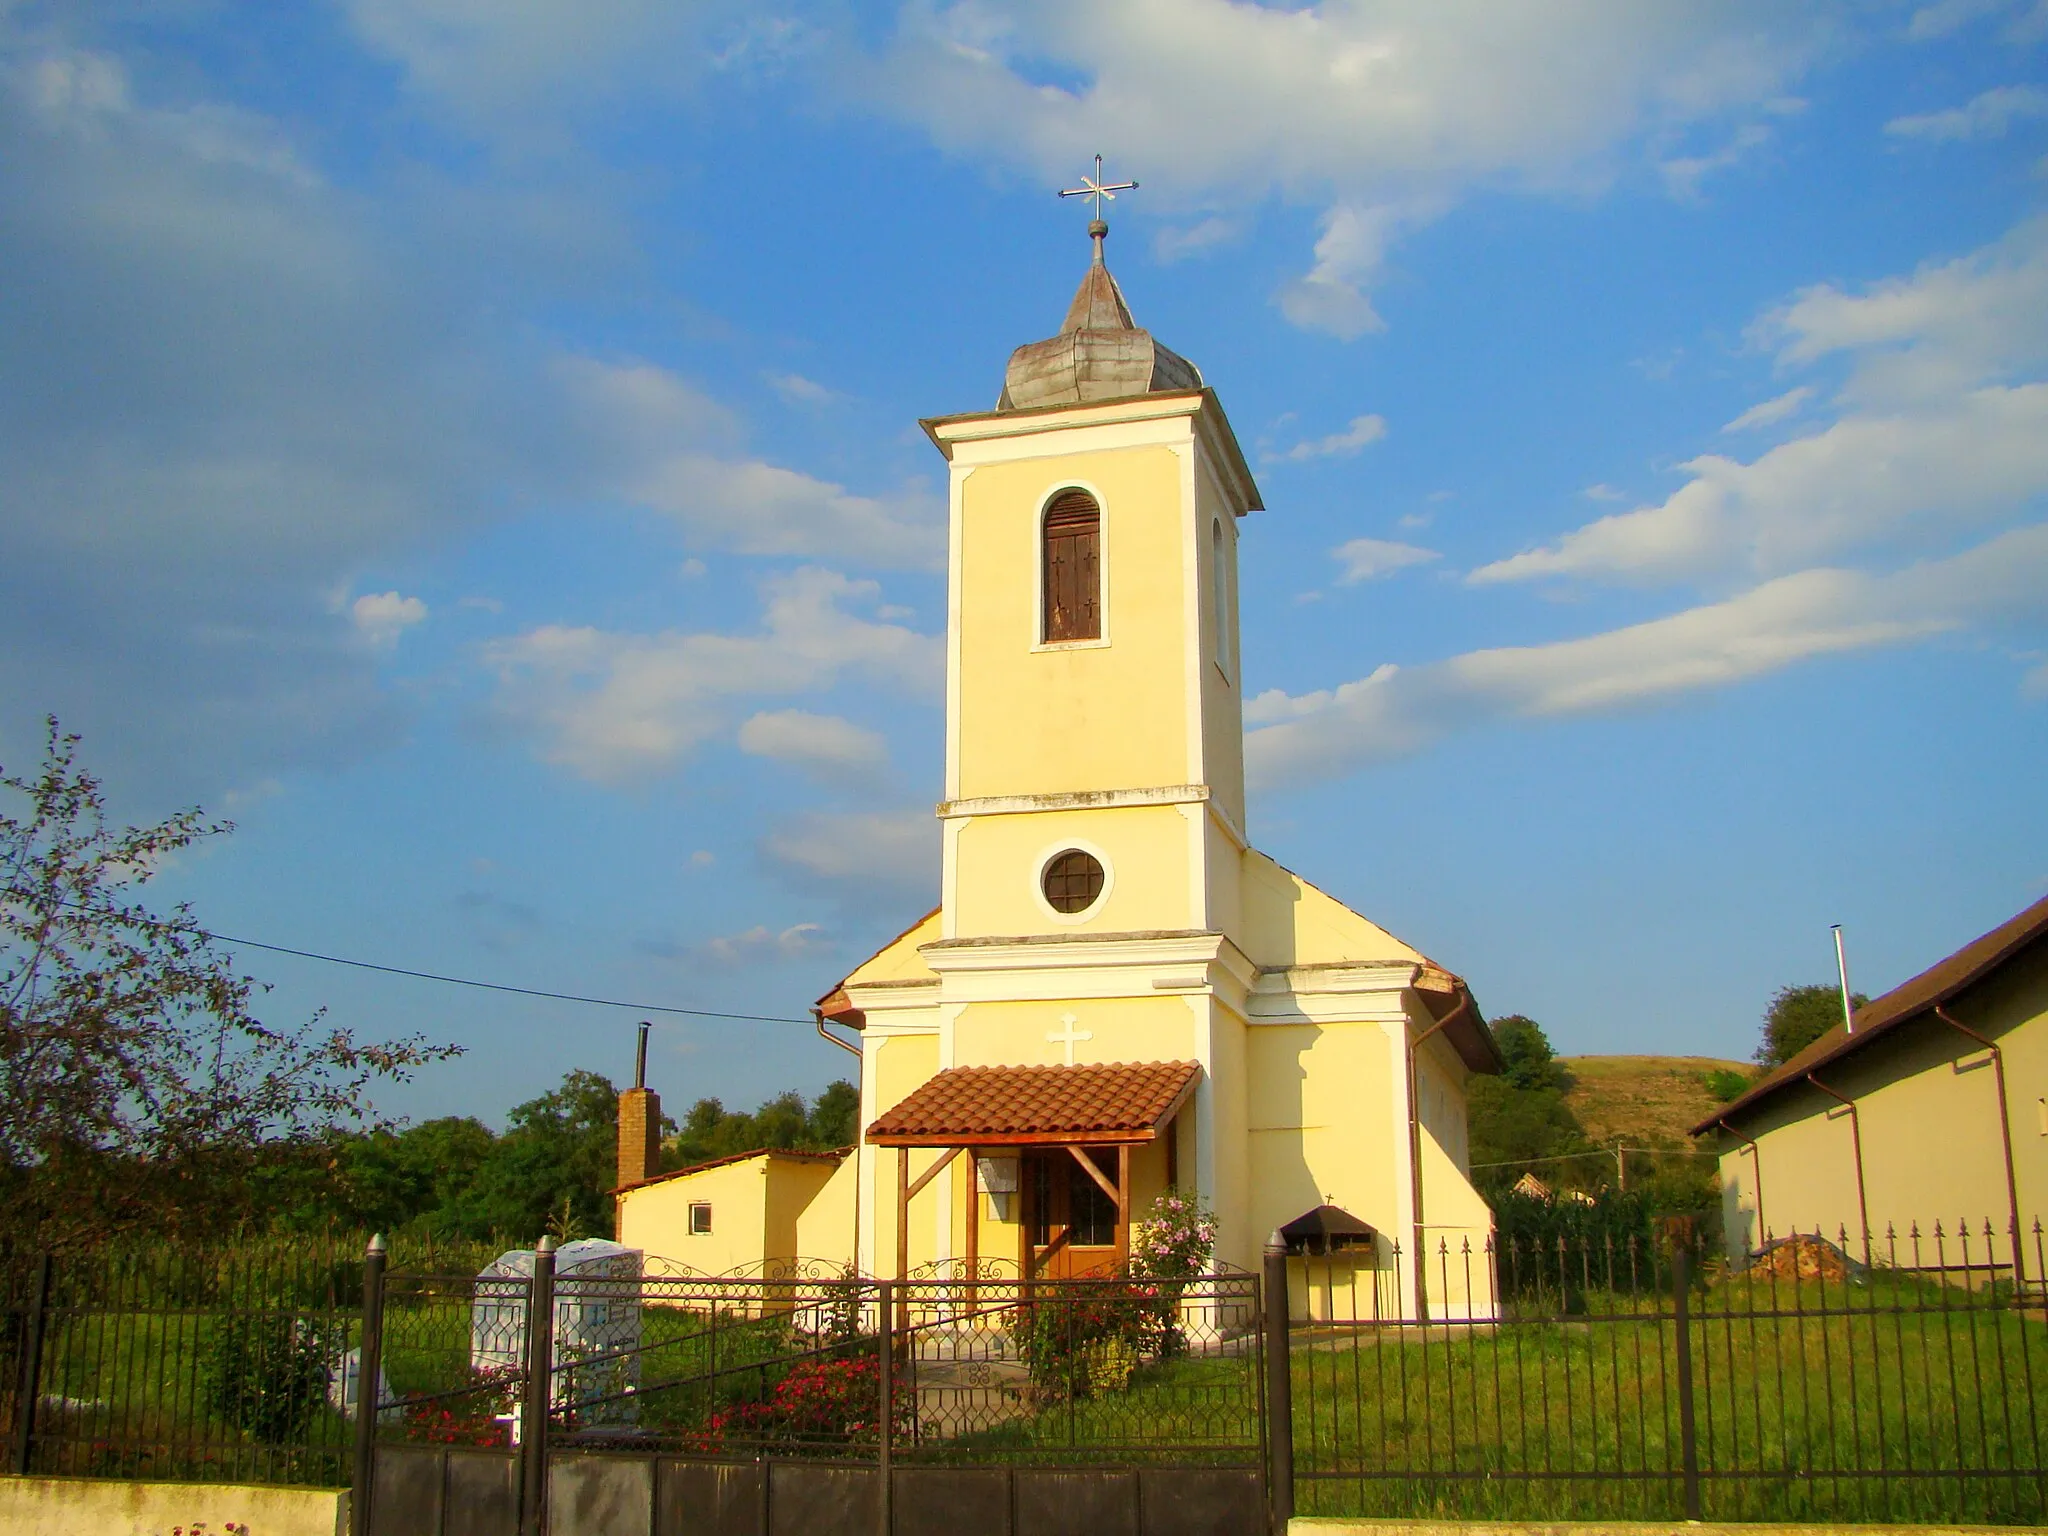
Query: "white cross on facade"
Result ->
[[1047, 1012, 1093, 1067]]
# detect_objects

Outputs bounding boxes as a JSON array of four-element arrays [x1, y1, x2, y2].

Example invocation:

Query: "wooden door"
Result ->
[[1023, 1147, 1122, 1278]]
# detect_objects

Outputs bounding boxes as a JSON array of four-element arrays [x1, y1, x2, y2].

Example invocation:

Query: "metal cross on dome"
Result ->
[[1060, 154, 1138, 225]]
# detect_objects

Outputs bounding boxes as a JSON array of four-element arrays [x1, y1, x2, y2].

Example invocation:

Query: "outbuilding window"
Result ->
[[1042, 489, 1101, 643], [688, 1202, 712, 1235]]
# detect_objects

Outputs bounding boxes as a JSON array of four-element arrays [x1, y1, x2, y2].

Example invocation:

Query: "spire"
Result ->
[[999, 160, 1201, 412]]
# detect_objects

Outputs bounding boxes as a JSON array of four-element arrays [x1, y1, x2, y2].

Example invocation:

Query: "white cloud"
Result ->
[[704, 921, 828, 965], [483, 568, 940, 782], [350, 591, 429, 648], [1333, 538, 1440, 585], [1583, 484, 1628, 502], [1154, 216, 1240, 263], [738, 709, 888, 774], [762, 808, 938, 898], [1475, 218, 2048, 588], [1276, 414, 1388, 462], [563, 357, 942, 569], [868, 3, 1823, 338], [1887, 85, 2048, 142], [1722, 385, 1814, 432], [689, 849, 716, 867], [1252, 524, 2048, 789], [1907, 0, 2018, 40], [765, 371, 840, 405], [1473, 385, 2048, 586], [1277, 205, 1398, 339], [1659, 123, 1773, 200]]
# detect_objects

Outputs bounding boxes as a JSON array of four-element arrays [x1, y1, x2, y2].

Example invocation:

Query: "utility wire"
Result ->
[[204, 931, 814, 1024], [74, 902, 816, 1026], [1469, 1145, 1718, 1172]]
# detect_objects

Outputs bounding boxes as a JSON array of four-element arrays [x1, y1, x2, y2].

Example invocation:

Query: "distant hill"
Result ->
[[1558, 1055, 1752, 1149]]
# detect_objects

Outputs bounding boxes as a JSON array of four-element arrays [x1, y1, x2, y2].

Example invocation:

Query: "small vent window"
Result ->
[[1042, 490, 1101, 643], [688, 1202, 712, 1235], [1043, 849, 1105, 914]]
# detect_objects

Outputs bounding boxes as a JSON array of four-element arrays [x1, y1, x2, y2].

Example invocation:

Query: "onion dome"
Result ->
[[999, 221, 1202, 411]]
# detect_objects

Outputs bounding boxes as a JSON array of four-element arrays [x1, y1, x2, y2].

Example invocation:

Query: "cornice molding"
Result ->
[[937, 783, 1209, 819]]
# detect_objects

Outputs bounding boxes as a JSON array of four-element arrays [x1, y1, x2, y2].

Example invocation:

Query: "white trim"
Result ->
[[1031, 836, 1115, 926], [940, 816, 962, 942], [937, 784, 1210, 819], [944, 466, 969, 804], [1177, 442, 1202, 789], [1031, 479, 1110, 652]]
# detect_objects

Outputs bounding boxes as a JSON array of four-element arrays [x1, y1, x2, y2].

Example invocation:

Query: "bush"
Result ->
[[699, 1352, 911, 1447], [1013, 1283, 1170, 1402], [204, 1313, 338, 1444]]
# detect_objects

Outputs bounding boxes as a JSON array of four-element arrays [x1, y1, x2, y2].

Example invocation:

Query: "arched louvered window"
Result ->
[[1041, 489, 1101, 643]]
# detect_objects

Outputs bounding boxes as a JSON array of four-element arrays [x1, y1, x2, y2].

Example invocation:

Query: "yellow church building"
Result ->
[[621, 217, 1502, 1322]]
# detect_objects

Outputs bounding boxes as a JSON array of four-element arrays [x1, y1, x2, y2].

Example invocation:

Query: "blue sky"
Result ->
[[5, 0, 2046, 1127]]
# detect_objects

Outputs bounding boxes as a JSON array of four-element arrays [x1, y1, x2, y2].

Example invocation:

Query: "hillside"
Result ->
[[1558, 1055, 1752, 1149]]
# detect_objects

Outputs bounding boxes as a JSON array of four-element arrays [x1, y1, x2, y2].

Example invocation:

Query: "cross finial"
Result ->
[[1059, 154, 1138, 262]]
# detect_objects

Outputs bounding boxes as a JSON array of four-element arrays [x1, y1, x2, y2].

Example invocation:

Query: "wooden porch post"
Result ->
[[896, 1145, 910, 1282], [1117, 1143, 1131, 1270], [964, 1149, 979, 1311]]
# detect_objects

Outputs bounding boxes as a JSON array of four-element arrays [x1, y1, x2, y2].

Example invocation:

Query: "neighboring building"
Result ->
[[1693, 893, 2048, 1278], [615, 1147, 856, 1277], [810, 217, 1500, 1320]]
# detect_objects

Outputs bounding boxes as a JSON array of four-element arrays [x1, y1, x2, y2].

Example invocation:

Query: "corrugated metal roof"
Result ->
[[866, 1060, 1201, 1146], [1694, 890, 2048, 1136]]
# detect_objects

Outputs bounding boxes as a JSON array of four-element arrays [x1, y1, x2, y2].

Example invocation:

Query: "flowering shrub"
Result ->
[[1013, 1282, 1169, 1402], [696, 1352, 913, 1449], [400, 1364, 520, 1447], [1130, 1187, 1218, 1282]]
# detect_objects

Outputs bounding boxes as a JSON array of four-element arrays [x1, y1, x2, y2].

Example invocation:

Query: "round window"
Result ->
[[1042, 849, 1105, 914]]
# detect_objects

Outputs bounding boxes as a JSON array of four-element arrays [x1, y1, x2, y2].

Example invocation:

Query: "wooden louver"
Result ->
[[1041, 489, 1101, 642]]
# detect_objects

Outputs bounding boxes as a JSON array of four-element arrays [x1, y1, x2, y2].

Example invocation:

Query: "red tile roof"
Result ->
[[866, 1061, 1201, 1146]]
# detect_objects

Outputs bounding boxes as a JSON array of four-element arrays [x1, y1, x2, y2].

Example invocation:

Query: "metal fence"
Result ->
[[1284, 1218, 2048, 1526], [1, 1237, 370, 1485]]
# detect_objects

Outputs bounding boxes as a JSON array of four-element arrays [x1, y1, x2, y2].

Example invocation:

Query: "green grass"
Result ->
[[1288, 1269, 2048, 1524]]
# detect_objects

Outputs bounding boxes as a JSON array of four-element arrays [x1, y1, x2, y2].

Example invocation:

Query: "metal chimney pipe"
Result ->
[[634, 1020, 650, 1089], [1832, 925, 1855, 1035]]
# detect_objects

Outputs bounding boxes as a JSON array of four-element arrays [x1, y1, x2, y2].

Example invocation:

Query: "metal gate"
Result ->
[[356, 1242, 1269, 1536]]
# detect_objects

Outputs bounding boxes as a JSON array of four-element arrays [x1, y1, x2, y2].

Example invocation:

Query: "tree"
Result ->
[[1758, 983, 1867, 1068], [461, 1069, 623, 1242], [1467, 1013, 1592, 1197], [1490, 1015, 1572, 1092], [668, 1080, 860, 1169], [0, 719, 459, 1246]]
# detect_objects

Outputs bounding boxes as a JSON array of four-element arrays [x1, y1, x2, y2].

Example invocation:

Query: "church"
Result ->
[[619, 208, 1501, 1322]]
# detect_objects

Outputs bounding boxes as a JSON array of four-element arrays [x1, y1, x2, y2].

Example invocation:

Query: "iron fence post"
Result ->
[[1262, 1234, 1294, 1533], [9, 1253, 51, 1477], [1673, 1246, 1702, 1521], [349, 1235, 388, 1536], [520, 1236, 557, 1536], [877, 1279, 893, 1536]]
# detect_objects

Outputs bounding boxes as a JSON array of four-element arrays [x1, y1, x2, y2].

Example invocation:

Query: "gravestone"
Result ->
[[472, 1239, 644, 1424]]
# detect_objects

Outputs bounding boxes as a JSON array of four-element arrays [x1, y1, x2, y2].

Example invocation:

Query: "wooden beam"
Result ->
[[906, 1144, 962, 1200], [896, 1145, 910, 1283], [1067, 1144, 1120, 1203], [1117, 1143, 1131, 1269], [965, 1150, 980, 1311]]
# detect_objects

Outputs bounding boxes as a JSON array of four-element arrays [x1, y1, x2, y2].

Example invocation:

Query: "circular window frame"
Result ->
[[1034, 839, 1113, 924]]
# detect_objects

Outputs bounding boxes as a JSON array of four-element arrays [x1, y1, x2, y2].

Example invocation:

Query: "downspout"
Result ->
[[813, 1006, 862, 1058], [1933, 1005, 2025, 1289], [1407, 992, 1471, 1324], [812, 1007, 864, 1276], [1717, 1118, 1765, 1252], [1803, 1073, 1870, 1265]]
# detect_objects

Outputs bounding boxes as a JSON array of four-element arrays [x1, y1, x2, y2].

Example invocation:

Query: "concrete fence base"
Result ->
[[1292, 1522, 2029, 1536], [0, 1477, 346, 1536]]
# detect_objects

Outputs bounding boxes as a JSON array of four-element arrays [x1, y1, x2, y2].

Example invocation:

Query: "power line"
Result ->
[[202, 931, 814, 1025], [1469, 1145, 1718, 1172]]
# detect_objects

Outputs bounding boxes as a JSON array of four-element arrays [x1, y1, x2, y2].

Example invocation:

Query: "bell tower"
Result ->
[[920, 220, 1262, 946]]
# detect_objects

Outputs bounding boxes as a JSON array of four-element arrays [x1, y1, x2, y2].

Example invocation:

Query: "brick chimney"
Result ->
[[617, 1021, 662, 1189]]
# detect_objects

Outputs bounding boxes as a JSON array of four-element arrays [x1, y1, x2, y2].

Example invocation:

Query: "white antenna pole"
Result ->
[[1832, 924, 1856, 1036]]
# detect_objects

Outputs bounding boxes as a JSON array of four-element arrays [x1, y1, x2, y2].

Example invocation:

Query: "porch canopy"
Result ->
[[866, 1060, 1201, 1278]]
